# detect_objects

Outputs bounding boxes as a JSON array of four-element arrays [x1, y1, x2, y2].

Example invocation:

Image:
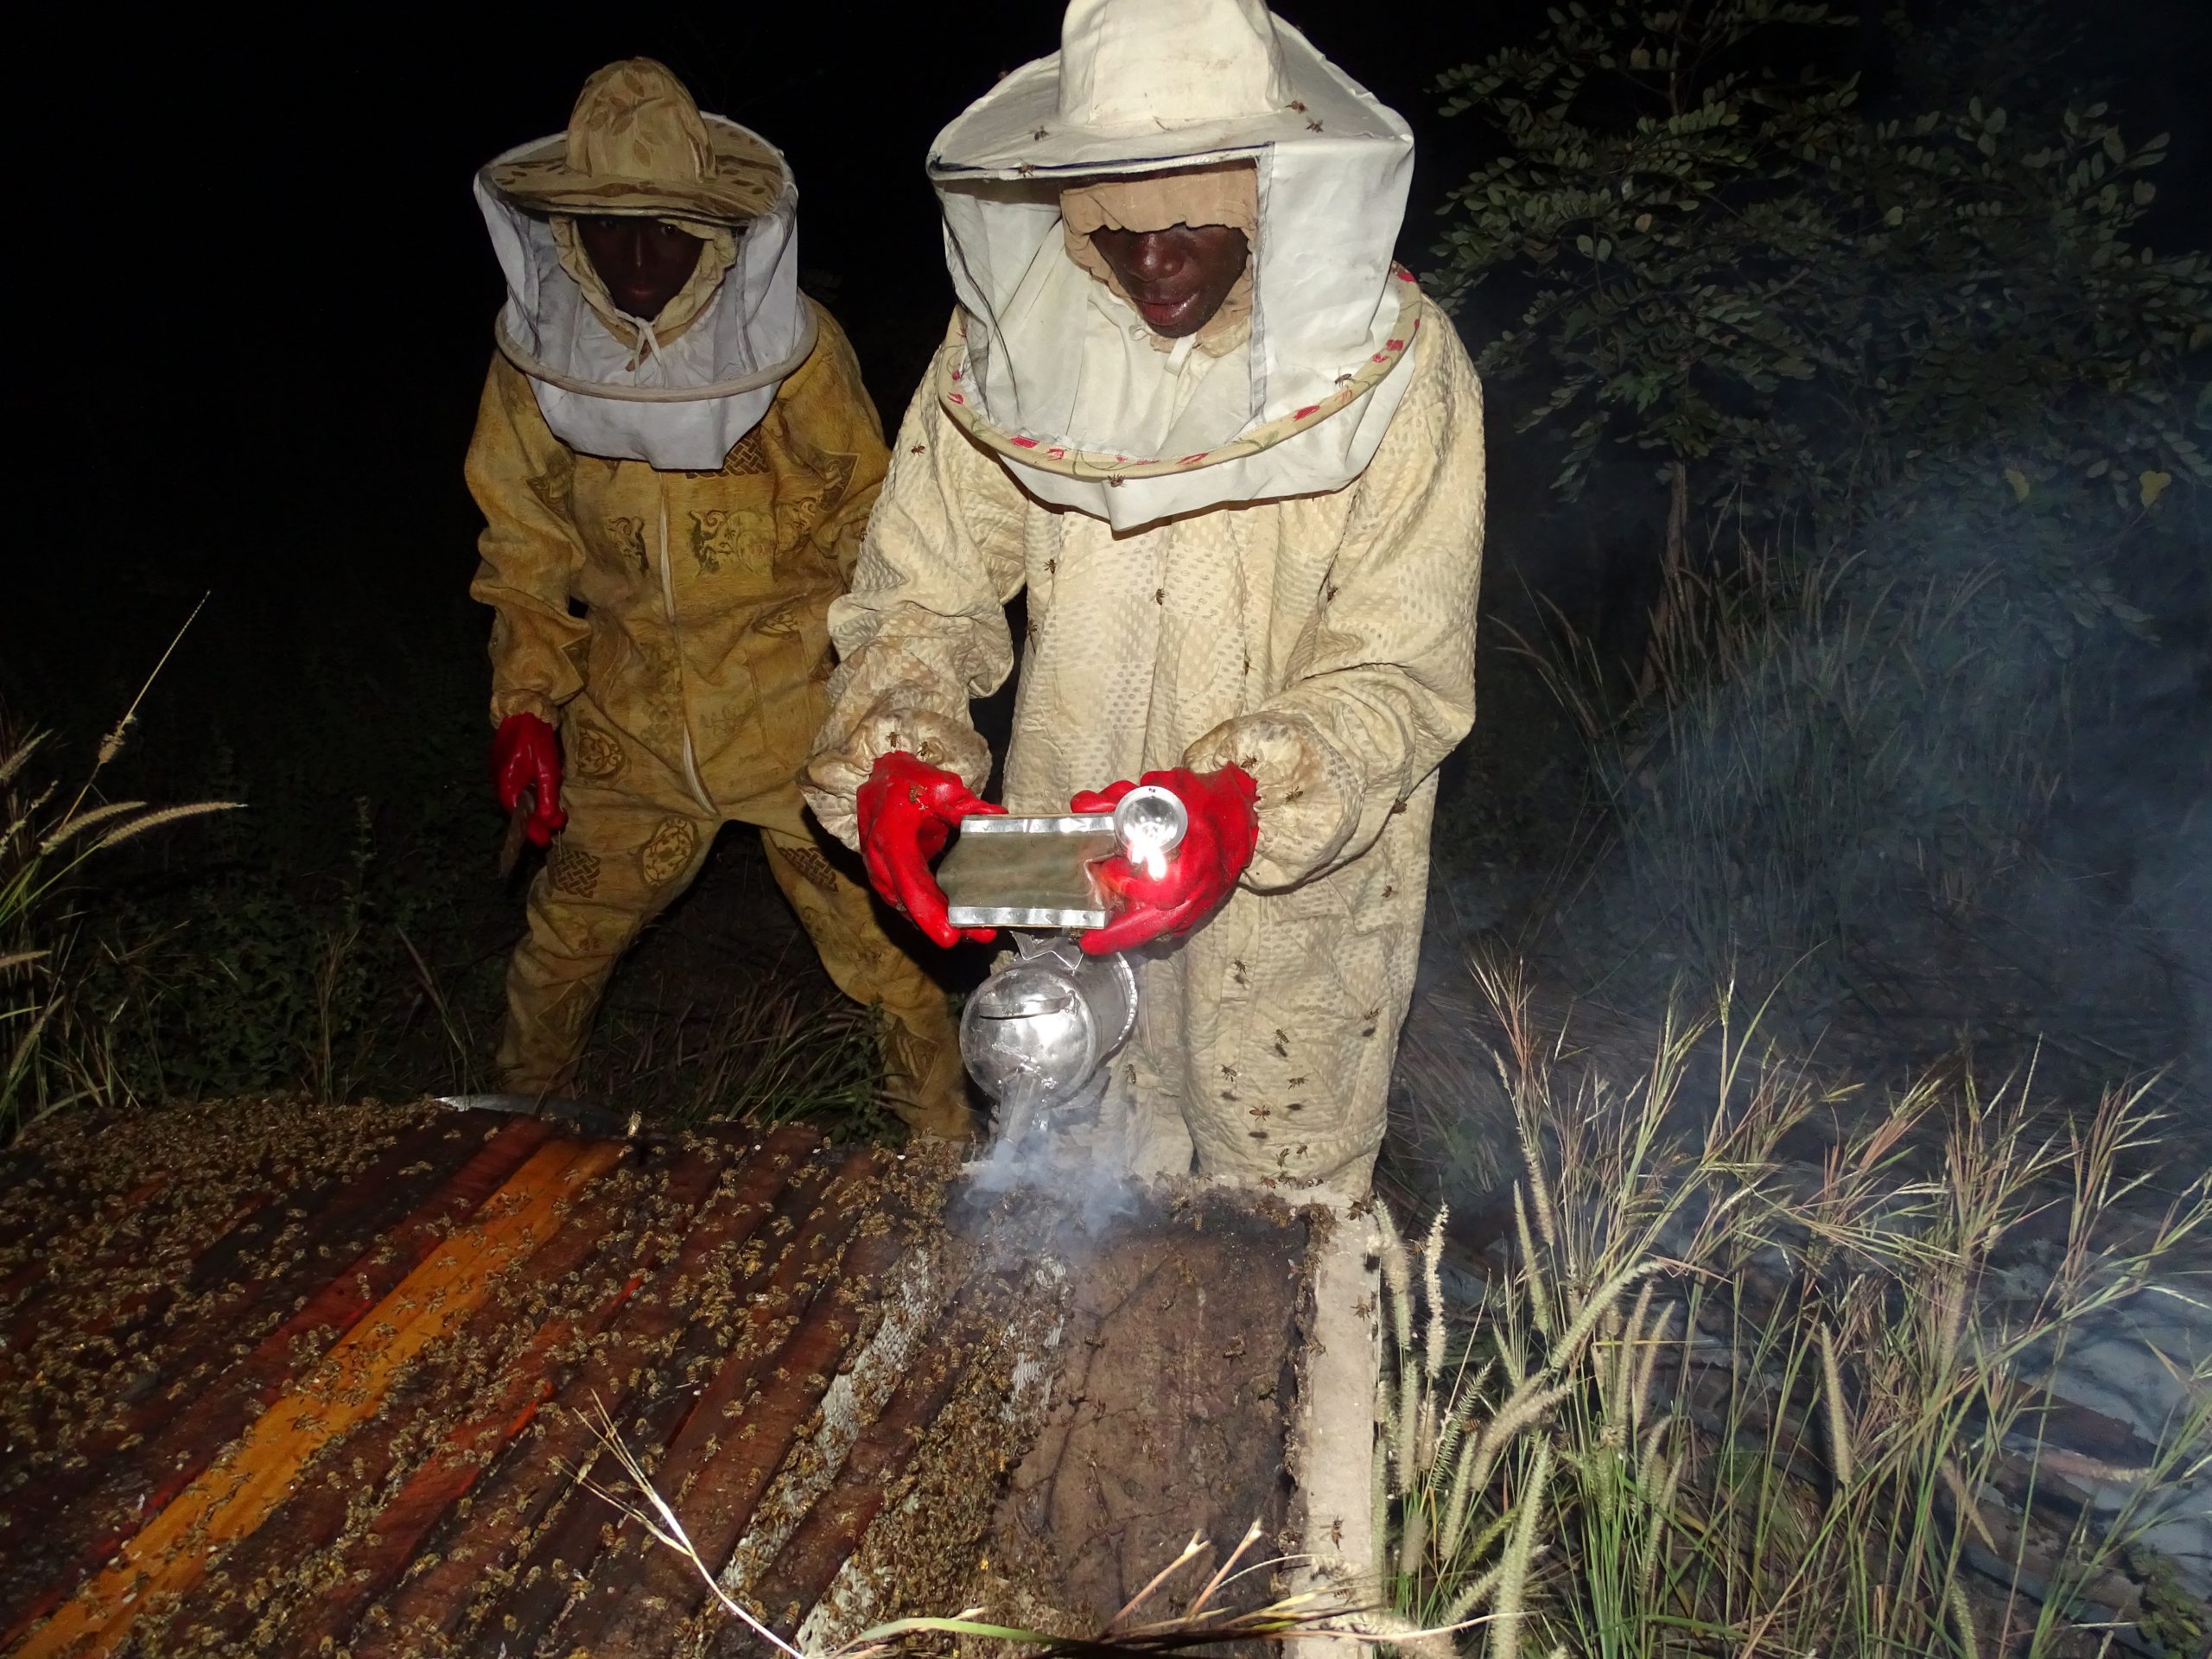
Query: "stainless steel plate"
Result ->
[[938, 815, 1117, 931]]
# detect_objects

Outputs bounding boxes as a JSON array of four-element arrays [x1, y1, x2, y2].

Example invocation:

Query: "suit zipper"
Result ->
[[657, 486, 719, 817]]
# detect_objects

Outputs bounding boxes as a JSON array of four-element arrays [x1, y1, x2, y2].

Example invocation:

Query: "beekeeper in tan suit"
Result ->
[[469, 60, 968, 1134], [803, 0, 1486, 1193]]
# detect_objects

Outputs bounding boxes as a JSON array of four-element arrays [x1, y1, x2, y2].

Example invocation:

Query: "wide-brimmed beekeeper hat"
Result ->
[[931, 0, 1381, 174], [486, 57, 783, 225]]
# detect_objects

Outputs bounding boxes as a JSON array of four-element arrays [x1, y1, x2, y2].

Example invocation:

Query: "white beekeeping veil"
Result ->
[[928, 0, 1423, 531], [474, 59, 817, 472]]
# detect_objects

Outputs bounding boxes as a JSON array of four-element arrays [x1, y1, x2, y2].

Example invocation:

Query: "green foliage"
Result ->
[[101, 772, 410, 1101], [65, 594, 520, 1107], [2126, 1540, 2209, 1659], [1430, 0, 2210, 1003], [1433, 0, 2211, 518]]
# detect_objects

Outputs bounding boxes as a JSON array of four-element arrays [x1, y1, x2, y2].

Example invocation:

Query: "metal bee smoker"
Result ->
[[938, 785, 1188, 1144]]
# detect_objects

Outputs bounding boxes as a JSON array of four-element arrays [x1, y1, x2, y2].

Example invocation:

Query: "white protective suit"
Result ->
[[804, 0, 1486, 1193]]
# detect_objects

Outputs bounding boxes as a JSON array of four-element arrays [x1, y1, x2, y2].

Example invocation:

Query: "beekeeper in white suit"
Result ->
[[803, 0, 1485, 1195]]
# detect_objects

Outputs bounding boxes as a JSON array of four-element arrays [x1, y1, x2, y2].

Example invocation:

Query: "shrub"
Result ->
[[1430, 0, 2209, 521], [1427, 0, 2210, 1004]]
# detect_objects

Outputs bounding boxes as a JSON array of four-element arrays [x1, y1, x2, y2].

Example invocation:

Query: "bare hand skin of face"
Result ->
[[576, 214, 705, 322], [1087, 223, 1250, 339]]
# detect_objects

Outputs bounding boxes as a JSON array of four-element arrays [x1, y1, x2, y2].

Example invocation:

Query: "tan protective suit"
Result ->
[[468, 307, 968, 1131], [804, 308, 1484, 1191]]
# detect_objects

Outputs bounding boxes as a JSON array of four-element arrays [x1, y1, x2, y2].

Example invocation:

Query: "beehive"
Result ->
[[0, 1099, 1345, 1659]]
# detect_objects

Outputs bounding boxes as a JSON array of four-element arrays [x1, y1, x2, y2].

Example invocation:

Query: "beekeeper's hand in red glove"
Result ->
[[857, 751, 1005, 949], [1071, 766, 1258, 956], [491, 712, 568, 847]]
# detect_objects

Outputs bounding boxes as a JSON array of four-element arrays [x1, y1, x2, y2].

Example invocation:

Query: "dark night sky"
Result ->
[[25, 3, 1485, 531], [8, 0, 2208, 707]]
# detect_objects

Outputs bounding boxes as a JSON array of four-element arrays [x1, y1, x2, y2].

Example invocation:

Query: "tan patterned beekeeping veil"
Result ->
[[546, 213, 736, 352], [1058, 162, 1259, 353]]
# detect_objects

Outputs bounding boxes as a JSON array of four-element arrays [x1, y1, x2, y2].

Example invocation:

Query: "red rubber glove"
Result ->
[[856, 751, 1005, 949], [491, 712, 568, 847], [1071, 765, 1258, 956]]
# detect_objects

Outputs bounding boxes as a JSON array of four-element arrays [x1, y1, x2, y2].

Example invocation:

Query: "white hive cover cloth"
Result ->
[[928, 0, 1421, 530], [475, 118, 817, 473]]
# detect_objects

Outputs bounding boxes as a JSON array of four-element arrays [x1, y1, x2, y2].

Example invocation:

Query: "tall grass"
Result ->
[[3, 690, 238, 1143], [1376, 957, 2209, 1656], [574, 962, 886, 1133]]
